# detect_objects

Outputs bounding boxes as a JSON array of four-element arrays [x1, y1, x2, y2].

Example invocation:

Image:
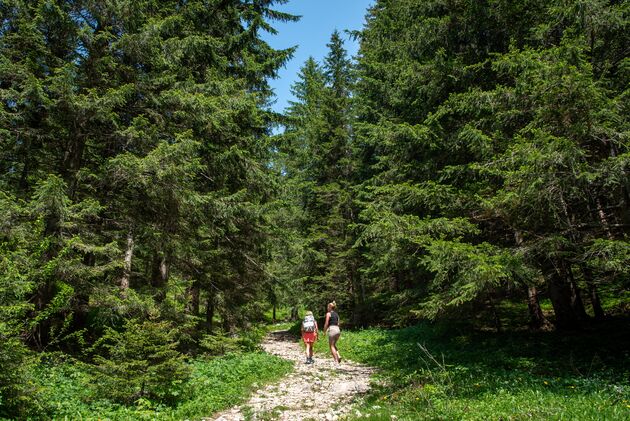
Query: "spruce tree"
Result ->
[[0, 3, 297, 412], [352, 0, 629, 328], [277, 32, 360, 318]]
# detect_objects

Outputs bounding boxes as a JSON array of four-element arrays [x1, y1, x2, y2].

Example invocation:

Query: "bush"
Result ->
[[92, 319, 190, 405], [199, 325, 267, 356], [0, 336, 35, 419]]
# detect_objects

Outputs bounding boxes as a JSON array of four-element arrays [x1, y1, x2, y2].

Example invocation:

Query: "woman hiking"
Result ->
[[323, 301, 341, 363], [301, 311, 318, 364]]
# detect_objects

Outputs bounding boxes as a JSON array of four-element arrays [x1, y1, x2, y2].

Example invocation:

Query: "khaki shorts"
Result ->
[[328, 325, 340, 344]]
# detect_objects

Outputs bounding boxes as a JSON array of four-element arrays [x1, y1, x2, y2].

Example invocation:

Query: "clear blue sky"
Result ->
[[262, 0, 374, 113]]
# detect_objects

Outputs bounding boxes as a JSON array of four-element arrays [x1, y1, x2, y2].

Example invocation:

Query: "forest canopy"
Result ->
[[276, 0, 629, 330], [0, 0, 628, 418]]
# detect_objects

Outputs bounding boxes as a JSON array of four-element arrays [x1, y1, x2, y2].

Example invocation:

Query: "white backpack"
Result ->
[[302, 315, 316, 332]]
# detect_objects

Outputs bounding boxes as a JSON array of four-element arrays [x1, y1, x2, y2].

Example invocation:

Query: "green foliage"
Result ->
[[316, 323, 630, 420], [334, 0, 630, 328], [1, 4, 297, 411], [272, 30, 361, 318], [0, 336, 35, 419], [585, 239, 630, 281], [91, 320, 190, 405], [1, 0, 629, 417], [199, 325, 267, 356], [32, 351, 292, 420]]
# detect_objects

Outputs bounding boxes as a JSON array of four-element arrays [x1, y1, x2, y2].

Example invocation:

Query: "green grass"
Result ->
[[266, 321, 297, 332], [33, 351, 293, 420], [313, 320, 630, 420]]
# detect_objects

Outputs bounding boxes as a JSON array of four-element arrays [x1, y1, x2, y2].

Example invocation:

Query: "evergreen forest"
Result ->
[[1, 0, 629, 419]]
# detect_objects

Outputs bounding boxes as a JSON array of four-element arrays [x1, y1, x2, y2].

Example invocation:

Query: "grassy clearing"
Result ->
[[313, 319, 630, 420], [32, 351, 292, 420]]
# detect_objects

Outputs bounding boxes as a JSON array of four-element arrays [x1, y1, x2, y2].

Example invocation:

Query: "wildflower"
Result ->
[[544, 381, 548, 385]]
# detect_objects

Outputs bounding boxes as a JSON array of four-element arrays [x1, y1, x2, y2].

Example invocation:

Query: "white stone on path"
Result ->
[[208, 330, 374, 421]]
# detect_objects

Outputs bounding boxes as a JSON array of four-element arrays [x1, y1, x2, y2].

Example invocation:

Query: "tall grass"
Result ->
[[32, 352, 293, 420], [314, 320, 630, 420]]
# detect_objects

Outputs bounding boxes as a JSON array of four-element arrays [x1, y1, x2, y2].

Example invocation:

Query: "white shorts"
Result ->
[[328, 325, 340, 344]]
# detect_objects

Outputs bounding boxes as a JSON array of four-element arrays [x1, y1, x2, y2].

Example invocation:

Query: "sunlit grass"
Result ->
[[34, 352, 293, 420], [319, 321, 630, 420]]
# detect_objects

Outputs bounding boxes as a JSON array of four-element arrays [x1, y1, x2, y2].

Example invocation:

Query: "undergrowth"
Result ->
[[30, 351, 292, 420], [313, 319, 630, 420]]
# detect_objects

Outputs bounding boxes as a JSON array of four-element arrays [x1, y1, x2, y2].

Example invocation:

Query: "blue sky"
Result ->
[[262, 0, 374, 113]]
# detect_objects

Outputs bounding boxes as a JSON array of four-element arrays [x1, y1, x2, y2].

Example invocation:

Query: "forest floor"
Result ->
[[211, 330, 374, 421]]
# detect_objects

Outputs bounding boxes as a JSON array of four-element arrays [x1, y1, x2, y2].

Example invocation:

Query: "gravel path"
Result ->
[[211, 330, 374, 421]]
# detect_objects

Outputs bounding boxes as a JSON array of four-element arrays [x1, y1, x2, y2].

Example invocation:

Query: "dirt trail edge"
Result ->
[[211, 330, 374, 421]]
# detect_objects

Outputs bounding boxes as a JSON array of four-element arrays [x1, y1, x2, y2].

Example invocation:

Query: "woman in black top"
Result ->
[[323, 301, 341, 363]]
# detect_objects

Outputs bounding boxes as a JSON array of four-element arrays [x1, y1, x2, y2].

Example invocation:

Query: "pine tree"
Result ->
[[0, 2, 297, 411], [352, 0, 629, 328], [276, 32, 361, 318]]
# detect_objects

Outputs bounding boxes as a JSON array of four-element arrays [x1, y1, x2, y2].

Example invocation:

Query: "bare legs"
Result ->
[[329, 339, 341, 363], [304, 342, 314, 363]]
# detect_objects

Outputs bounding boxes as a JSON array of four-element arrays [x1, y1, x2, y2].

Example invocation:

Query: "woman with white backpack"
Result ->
[[301, 311, 319, 364]]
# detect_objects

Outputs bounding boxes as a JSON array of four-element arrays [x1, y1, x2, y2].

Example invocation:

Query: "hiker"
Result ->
[[301, 311, 318, 364], [323, 301, 341, 363]]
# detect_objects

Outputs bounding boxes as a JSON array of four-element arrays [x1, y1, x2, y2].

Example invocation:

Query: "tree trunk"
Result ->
[[187, 280, 200, 317], [514, 231, 551, 330], [32, 281, 55, 350], [580, 265, 605, 320], [545, 261, 581, 330], [205, 294, 215, 332], [566, 265, 589, 320], [222, 312, 234, 334], [72, 293, 90, 334], [269, 287, 278, 322], [30, 211, 62, 349], [120, 230, 134, 297], [488, 295, 502, 333], [73, 252, 95, 335], [290, 306, 299, 321], [61, 137, 86, 197], [18, 136, 31, 192], [151, 253, 169, 303], [350, 263, 362, 326], [587, 283, 605, 321], [527, 286, 551, 330]]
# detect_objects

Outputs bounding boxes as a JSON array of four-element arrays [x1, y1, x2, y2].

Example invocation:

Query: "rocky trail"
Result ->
[[212, 330, 374, 421]]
